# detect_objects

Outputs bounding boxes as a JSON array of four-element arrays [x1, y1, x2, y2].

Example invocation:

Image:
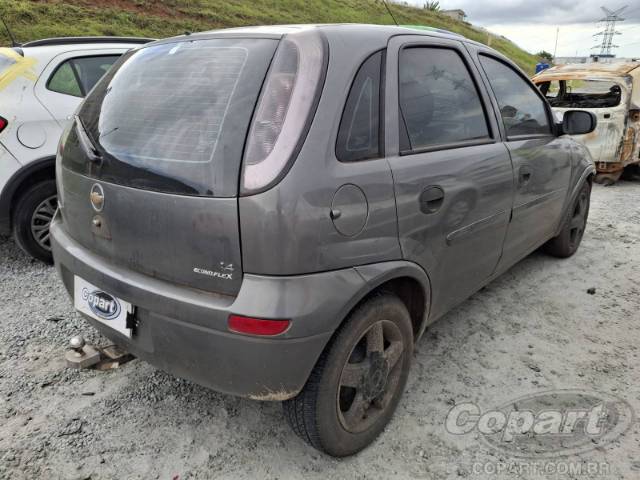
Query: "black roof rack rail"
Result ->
[[21, 36, 155, 48]]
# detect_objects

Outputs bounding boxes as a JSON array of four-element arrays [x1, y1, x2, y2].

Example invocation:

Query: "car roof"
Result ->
[[20, 36, 154, 48], [534, 62, 640, 81], [15, 37, 153, 60], [164, 23, 469, 44]]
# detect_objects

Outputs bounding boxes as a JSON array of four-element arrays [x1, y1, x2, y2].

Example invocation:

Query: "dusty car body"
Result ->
[[534, 62, 640, 184], [51, 24, 596, 456]]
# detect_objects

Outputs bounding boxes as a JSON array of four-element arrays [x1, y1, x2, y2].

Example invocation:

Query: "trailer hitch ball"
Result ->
[[65, 335, 101, 369], [70, 335, 86, 355]]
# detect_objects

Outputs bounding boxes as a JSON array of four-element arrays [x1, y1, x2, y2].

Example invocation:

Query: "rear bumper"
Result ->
[[50, 213, 369, 400]]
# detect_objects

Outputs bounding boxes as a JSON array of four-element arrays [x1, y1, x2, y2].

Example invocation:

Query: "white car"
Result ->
[[0, 37, 151, 262]]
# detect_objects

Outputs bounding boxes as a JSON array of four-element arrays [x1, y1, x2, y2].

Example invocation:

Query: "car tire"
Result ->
[[543, 181, 591, 258], [12, 180, 57, 264], [283, 293, 413, 457]]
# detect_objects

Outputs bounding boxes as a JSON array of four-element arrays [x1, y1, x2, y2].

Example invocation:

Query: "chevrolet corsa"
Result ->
[[51, 25, 597, 456]]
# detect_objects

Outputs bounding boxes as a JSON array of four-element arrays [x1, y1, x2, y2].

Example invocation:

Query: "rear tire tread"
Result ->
[[543, 181, 591, 258], [283, 292, 411, 455]]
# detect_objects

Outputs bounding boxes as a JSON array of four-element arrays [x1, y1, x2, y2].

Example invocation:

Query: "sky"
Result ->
[[405, 1, 640, 59]]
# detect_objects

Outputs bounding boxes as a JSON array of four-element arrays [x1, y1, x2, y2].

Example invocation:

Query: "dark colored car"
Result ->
[[51, 24, 596, 456]]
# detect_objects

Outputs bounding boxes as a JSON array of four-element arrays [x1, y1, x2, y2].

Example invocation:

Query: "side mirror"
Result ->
[[560, 110, 597, 135]]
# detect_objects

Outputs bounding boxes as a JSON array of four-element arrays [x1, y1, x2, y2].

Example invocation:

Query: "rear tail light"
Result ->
[[241, 29, 327, 194], [228, 314, 290, 336], [0, 116, 7, 133]]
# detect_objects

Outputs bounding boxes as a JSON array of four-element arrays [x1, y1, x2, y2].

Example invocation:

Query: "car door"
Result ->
[[385, 36, 514, 320], [579, 83, 627, 165], [471, 49, 572, 270], [34, 50, 125, 131]]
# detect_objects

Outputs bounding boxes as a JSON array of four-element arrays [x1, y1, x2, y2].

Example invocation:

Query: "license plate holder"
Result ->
[[74, 276, 134, 338]]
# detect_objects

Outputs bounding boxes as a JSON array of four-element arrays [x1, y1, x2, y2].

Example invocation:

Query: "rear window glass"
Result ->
[[336, 51, 383, 162], [539, 79, 622, 108], [74, 38, 278, 197], [49, 56, 120, 97], [48, 61, 83, 97]]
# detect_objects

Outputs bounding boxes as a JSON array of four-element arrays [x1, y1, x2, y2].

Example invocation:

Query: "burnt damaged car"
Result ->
[[534, 63, 640, 184]]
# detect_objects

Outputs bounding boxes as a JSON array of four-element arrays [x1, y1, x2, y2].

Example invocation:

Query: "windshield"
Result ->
[[74, 38, 278, 197], [539, 79, 623, 108]]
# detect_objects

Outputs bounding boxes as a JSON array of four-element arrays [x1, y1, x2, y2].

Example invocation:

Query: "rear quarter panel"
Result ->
[[0, 48, 53, 167], [239, 28, 402, 275]]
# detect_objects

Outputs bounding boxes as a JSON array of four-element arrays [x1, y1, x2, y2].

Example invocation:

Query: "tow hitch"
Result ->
[[65, 335, 134, 370]]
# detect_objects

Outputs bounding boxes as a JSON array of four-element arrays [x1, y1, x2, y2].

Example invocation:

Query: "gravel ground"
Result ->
[[1, 182, 639, 480]]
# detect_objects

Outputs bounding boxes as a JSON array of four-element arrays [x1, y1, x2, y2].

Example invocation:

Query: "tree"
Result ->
[[424, 1, 441, 12], [536, 50, 554, 62]]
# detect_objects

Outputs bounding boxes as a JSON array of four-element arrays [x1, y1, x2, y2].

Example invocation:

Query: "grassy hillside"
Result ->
[[0, 0, 538, 73]]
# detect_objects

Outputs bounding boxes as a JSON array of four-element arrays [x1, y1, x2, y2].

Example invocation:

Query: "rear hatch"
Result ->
[[57, 36, 279, 296]]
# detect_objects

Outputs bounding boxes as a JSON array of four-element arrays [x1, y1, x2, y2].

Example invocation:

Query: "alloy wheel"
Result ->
[[337, 320, 405, 433], [30, 195, 58, 251], [569, 190, 588, 247]]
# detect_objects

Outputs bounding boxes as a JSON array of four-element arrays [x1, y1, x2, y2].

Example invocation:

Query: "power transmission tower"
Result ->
[[592, 5, 627, 57]]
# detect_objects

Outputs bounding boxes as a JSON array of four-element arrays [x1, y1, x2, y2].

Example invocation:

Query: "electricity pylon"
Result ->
[[592, 5, 627, 56]]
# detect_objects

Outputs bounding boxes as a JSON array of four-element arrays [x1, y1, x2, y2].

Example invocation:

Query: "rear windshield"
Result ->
[[539, 79, 622, 108], [73, 38, 278, 197]]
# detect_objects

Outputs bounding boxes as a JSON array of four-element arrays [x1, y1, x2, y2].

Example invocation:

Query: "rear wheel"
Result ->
[[12, 180, 57, 264], [544, 181, 590, 258], [284, 293, 413, 457]]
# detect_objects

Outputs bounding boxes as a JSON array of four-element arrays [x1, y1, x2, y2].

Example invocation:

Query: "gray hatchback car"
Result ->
[[51, 24, 596, 456]]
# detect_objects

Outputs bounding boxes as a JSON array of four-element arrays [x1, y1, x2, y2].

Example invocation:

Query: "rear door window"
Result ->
[[479, 55, 551, 137], [398, 47, 490, 152], [48, 55, 119, 97], [336, 51, 383, 162], [73, 38, 278, 197]]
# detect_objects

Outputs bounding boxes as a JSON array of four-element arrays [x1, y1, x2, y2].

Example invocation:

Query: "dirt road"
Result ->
[[1, 182, 639, 479]]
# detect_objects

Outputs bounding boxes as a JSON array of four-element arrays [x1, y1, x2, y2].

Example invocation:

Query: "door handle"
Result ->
[[519, 166, 532, 187], [603, 113, 611, 119], [419, 186, 445, 214]]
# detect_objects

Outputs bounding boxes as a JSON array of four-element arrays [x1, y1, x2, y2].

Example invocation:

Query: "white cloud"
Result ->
[[401, 1, 640, 58]]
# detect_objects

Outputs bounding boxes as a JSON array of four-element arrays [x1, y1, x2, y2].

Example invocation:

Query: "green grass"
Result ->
[[0, 0, 538, 73]]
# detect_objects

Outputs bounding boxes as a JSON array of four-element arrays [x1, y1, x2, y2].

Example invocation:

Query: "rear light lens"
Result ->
[[241, 29, 326, 194], [228, 314, 290, 336], [0, 116, 7, 133]]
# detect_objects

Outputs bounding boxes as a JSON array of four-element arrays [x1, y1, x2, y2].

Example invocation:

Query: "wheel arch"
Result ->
[[0, 156, 56, 235], [351, 261, 433, 342], [554, 165, 595, 238]]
